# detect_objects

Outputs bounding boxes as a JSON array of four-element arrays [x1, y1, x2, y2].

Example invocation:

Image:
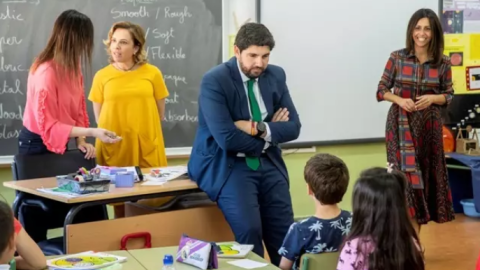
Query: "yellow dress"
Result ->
[[88, 63, 169, 168]]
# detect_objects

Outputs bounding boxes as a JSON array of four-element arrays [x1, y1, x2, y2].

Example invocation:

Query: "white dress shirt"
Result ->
[[237, 61, 271, 156]]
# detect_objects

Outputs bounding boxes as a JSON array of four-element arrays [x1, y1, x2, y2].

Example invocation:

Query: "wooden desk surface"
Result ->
[[3, 168, 199, 204], [128, 245, 279, 270], [48, 250, 147, 270]]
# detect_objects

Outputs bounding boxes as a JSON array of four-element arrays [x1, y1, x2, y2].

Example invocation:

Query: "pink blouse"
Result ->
[[337, 237, 422, 269], [22, 61, 89, 154]]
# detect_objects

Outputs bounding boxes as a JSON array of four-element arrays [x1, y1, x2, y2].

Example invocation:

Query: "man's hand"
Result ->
[[234, 120, 255, 135], [76, 137, 96, 159], [272, 108, 289, 122]]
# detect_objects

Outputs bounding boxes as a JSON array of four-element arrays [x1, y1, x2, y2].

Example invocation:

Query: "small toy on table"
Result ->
[[56, 167, 111, 194]]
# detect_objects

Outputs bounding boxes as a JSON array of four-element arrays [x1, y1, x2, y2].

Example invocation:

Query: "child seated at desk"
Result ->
[[278, 153, 352, 270], [0, 201, 46, 270], [336, 167, 424, 270]]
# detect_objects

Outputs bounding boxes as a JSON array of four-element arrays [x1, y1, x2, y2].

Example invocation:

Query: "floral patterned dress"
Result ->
[[377, 48, 455, 224]]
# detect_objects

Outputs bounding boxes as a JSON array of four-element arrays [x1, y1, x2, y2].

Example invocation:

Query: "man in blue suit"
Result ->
[[188, 23, 301, 266]]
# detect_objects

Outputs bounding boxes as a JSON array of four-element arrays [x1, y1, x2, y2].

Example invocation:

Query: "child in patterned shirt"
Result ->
[[278, 153, 352, 270]]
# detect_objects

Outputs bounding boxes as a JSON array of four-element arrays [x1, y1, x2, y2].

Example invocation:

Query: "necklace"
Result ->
[[114, 62, 136, 72]]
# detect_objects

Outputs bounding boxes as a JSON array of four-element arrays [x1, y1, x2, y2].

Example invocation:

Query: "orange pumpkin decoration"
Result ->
[[442, 125, 455, 153]]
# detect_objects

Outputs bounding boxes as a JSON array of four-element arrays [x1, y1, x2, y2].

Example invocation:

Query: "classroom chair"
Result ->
[[11, 149, 108, 255], [299, 252, 340, 270]]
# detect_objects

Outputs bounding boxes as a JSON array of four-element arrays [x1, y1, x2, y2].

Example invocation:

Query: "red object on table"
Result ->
[[120, 232, 152, 250]]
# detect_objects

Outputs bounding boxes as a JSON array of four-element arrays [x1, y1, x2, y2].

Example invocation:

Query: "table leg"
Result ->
[[63, 202, 96, 253]]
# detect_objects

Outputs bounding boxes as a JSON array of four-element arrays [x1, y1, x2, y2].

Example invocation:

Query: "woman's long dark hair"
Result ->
[[345, 167, 424, 270], [406, 8, 444, 68], [31, 9, 94, 79]]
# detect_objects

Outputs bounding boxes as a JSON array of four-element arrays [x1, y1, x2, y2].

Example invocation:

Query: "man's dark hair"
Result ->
[[0, 201, 14, 257], [234, 22, 275, 52], [304, 153, 349, 205]]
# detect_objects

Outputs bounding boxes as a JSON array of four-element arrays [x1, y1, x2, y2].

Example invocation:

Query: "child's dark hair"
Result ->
[[0, 201, 14, 256], [304, 153, 349, 204], [346, 167, 424, 270]]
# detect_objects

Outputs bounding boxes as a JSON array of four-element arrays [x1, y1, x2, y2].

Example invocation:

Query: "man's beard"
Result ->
[[240, 62, 264, 79]]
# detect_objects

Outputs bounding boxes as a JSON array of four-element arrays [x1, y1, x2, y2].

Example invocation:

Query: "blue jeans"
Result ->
[[17, 127, 51, 155]]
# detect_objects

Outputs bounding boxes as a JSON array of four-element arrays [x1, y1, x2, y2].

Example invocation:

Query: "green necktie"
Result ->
[[246, 79, 261, 170]]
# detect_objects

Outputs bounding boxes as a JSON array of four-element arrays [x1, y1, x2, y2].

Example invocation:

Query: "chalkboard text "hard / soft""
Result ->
[[145, 27, 175, 45]]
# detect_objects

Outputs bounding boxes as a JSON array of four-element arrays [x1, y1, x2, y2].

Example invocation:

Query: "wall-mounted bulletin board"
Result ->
[[441, 0, 480, 94], [440, 0, 480, 127]]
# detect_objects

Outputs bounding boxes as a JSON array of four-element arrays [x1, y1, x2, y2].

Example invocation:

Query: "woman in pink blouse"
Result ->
[[20, 10, 120, 159], [17, 9, 120, 245]]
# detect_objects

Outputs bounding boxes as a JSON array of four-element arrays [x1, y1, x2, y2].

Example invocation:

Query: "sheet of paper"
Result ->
[[227, 259, 268, 269], [142, 166, 188, 185], [37, 188, 106, 198], [141, 181, 166, 186]]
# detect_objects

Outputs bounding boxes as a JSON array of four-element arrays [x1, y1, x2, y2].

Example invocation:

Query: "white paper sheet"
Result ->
[[227, 259, 269, 269]]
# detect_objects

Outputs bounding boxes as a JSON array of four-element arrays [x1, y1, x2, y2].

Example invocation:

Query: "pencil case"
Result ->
[[176, 234, 218, 269]]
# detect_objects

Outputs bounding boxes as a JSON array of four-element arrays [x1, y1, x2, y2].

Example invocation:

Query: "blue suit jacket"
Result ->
[[188, 57, 301, 201]]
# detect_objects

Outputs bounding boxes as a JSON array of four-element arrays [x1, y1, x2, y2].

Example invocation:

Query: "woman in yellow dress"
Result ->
[[88, 21, 170, 217]]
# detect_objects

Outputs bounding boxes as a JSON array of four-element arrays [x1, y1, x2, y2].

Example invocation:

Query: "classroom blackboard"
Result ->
[[0, 0, 222, 157]]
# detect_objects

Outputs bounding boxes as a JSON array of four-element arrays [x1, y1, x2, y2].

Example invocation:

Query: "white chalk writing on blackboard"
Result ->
[[146, 27, 175, 45], [120, 0, 157, 7], [0, 5, 23, 20], [0, 124, 20, 139], [1, 0, 39, 5], [0, 79, 23, 95], [165, 109, 198, 122], [0, 103, 23, 120], [111, 5, 149, 19], [163, 74, 187, 87], [159, 6, 192, 23], [146, 46, 185, 60], [0, 56, 25, 72], [0, 36, 22, 53], [165, 91, 179, 104]]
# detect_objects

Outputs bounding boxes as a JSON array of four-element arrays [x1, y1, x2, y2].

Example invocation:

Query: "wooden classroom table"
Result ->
[[48, 250, 146, 270], [3, 168, 201, 253], [128, 244, 280, 270]]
